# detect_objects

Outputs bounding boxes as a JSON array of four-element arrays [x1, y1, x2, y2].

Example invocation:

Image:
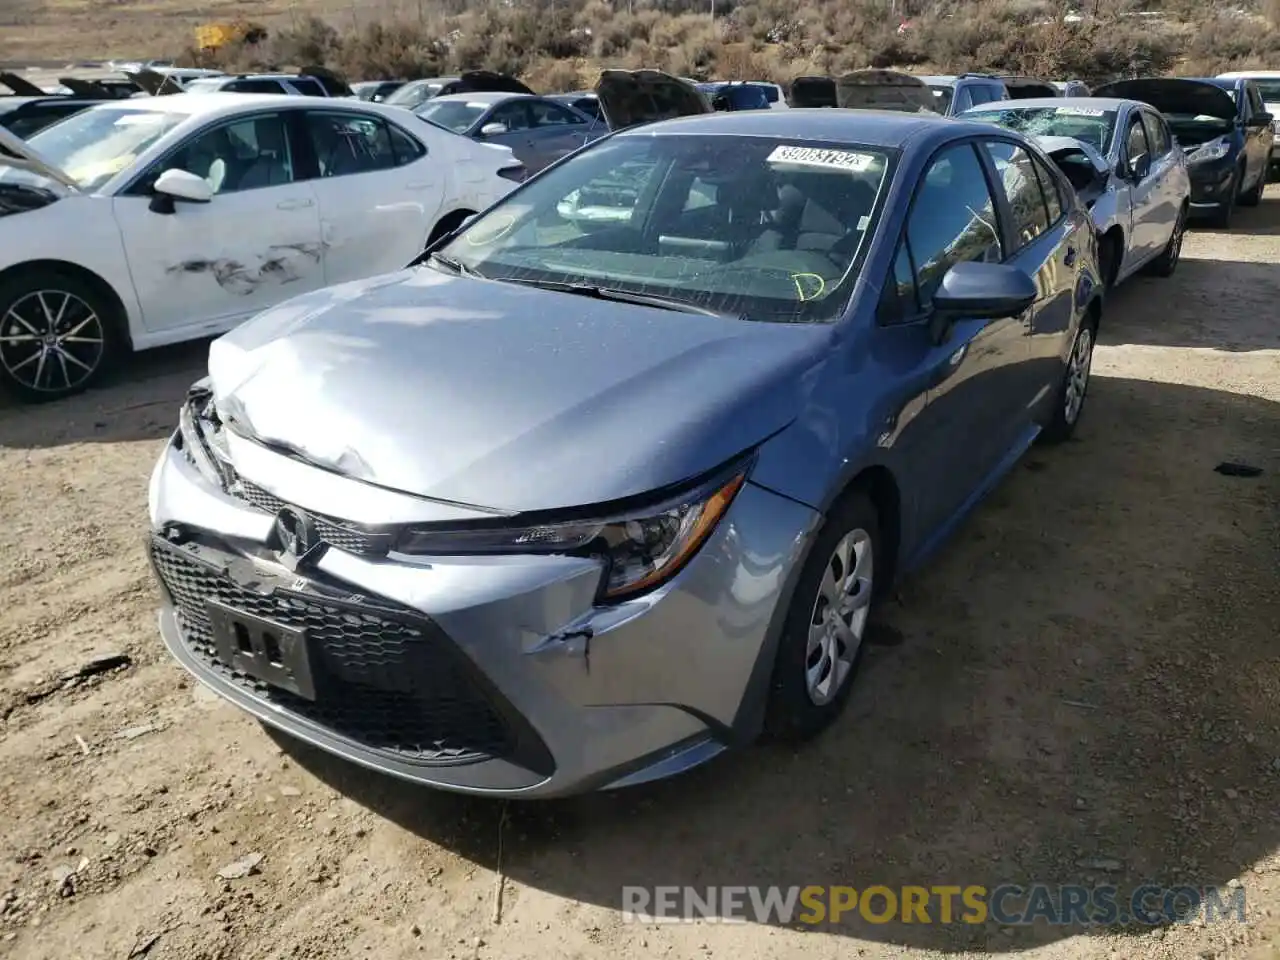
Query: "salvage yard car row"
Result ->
[[0, 66, 1274, 800]]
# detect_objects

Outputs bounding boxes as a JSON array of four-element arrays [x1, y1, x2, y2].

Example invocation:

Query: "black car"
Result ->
[[0, 96, 106, 138], [1096, 77, 1274, 228]]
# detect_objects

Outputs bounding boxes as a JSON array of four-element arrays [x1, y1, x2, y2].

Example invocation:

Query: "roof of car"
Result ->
[[73, 93, 408, 120], [1217, 71, 1280, 78], [425, 91, 532, 105], [967, 96, 1133, 111], [617, 107, 955, 147]]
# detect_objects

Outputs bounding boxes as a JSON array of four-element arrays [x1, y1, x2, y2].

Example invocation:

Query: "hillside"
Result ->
[[4, 0, 1280, 88]]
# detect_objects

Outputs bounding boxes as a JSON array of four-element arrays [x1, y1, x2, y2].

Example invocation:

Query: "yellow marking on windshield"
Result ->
[[791, 273, 826, 301]]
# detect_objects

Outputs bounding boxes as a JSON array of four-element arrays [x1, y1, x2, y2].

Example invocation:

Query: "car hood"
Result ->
[[1033, 134, 1109, 173], [789, 76, 839, 108], [0, 125, 82, 192], [594, 69, 711, 129], [835, 70, 938, 112], [1002, 77, 1060, 99], [1093, 78, 1237, 121], [206, 268, 831, 513]]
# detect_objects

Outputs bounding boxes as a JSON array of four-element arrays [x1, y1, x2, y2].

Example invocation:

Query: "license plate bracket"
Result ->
[[206, 599, 317, 701]]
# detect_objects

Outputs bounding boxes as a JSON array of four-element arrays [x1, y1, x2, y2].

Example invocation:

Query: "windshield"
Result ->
[[928, 85, 953, 113], [386, 81, 443, 108], [435, 134, 895, 323], [5, 106, 184, 190], [965, 105, 1119, 154], [417, 99, 487, 133]]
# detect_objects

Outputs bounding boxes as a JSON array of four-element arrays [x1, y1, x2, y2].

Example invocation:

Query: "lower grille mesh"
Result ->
[[150, 537, 513, 766]]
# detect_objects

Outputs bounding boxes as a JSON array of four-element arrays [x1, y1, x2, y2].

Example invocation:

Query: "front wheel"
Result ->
[[1146, 205, 1186, 278], [763, 491, 879, 742], [1041, 320, 1096, 445], [0, 271, 121, 403], [1240, 166, 1265, 207], [1210, 173, 1240, 228]]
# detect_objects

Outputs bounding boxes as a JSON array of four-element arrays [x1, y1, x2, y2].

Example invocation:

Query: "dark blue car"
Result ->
[[1096, 77, 1274, 228]]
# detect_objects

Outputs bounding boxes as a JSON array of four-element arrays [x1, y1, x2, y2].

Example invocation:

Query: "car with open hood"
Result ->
[[996, 76, 1061, 100], [1216, 70, 1280, 171], [592, 69, 711, 130], [784, 71, 938, 114], [0, 96, 109, 139], [147, 109, 1104, 799], [0, 94, 524, 402], [963, 96, 1190, 287], [1095, 77, 1273, 228], [697, 81, 771, 112], [383, 72, 535, 111]]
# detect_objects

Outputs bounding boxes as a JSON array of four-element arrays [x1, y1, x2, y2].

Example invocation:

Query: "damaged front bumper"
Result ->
[[147, 417, 820, 798]]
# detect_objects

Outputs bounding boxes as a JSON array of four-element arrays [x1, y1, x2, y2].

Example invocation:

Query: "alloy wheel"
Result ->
[[805, 528, 874, 706], [1063, 326, 1093, 426], [1168, 211, 1185, 269], [0, 290, 105, 395]]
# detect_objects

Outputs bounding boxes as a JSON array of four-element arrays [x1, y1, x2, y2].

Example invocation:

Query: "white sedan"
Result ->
[[0, 94, 525, 401]]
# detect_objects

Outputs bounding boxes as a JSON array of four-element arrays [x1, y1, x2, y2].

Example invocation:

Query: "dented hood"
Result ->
[[207, 268, 828, 513], [835, 70, 938, 112], [594, 69, 711, 129], [0, 124, 82, 192], [1033, 135, 1109, 174], [1093, 78, 1237, 121]]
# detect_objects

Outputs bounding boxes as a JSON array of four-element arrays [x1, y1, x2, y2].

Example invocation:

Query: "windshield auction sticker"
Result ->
[[767, 145, 876, 171], [1057, 107, 1107, 117]]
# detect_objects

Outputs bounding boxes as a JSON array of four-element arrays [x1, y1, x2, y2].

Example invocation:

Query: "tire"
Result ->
[[1099, 232, 1121, 289], [0, 269, 122, 403], [1146, 204, 1187, 278], [1041, 315, 1097, 445], [1240, 166, 1265, 207], [763, 490, 880, 742], [425, 209, 474, 249], [1210, 172, 1239, 228]]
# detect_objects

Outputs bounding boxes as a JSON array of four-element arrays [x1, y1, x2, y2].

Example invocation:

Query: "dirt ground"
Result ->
[[1, 193, 1278, 960]]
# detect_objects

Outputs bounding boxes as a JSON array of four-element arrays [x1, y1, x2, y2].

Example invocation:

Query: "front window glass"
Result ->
[[964, 105, 1119, 154], [1251, 79, 1280, 101], [928, 85, 954, 113], [437, 135, 896, 323], [5, 106, 185, 190], [417, 100, 488, 133]]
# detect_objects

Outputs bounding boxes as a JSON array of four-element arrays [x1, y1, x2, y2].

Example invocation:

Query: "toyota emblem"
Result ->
[[273, 507, 324, 567]]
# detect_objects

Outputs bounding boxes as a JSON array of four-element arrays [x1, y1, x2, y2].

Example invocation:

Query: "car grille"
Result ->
[[150, 536, 515, 767], [233, 478, 394, 556]]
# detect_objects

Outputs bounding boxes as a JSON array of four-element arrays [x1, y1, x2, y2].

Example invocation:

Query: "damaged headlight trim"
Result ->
[[395, 457, 753, 601], [176, 379, 232, 491]]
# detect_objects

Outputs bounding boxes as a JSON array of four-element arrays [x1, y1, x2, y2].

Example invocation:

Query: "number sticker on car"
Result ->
[[766, 145, 877, 171]]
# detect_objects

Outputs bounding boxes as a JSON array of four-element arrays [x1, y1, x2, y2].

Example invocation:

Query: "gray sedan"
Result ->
[[150, 104, 1105, 799], [415, 92, 606, 173], [964, 97, 1191, 287]]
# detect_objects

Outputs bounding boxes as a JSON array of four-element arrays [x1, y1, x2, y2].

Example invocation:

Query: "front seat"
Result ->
[[234, 118, 292, 189]]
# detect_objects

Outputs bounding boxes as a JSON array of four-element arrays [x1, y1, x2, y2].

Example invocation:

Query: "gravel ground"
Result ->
[[1, 192, 1278, 960]]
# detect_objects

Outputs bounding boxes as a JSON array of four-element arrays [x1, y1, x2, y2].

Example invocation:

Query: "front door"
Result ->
[[299, 109, 443, 285], [1117, 113, 1162, 267], [877, 140, 1031, 539], [525, 99, 593, 171], [110, 111, 324, 337]]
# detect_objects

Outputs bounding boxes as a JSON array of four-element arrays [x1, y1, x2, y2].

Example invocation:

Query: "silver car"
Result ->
[[149, 86, 1105, 799], [963, 97, 1191, 287], [416, 92, 606, 174]]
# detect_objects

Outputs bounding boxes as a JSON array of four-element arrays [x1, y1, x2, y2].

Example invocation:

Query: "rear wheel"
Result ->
[[1041, 316, 1096, 445], [425, 210, 475, 249], [0, 270, 122, 403]]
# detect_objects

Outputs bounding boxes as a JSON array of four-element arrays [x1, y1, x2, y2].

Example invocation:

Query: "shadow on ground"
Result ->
[[0, 338, 208, 448], [1191, 191, 1280, 237], [279, 374, 1280, 954]]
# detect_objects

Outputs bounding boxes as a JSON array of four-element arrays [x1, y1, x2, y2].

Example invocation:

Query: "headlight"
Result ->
[[175, 381, 231, 490], [395, 467, 749, 601], [1186, 137, 1231, 164]]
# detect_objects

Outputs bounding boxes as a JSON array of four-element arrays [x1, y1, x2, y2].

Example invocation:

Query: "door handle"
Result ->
[[1063, 246, 1077, 267], [277, 198, 314, 210]]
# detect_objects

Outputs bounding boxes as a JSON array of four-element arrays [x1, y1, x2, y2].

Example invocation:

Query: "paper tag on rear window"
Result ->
[[1057, 107, 1106, 117], [767, 145, 875, 171]]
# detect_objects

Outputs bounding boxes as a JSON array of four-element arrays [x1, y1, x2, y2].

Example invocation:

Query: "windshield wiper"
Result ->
[[498, 277, 736, 317], [427, 252, 485, 278]]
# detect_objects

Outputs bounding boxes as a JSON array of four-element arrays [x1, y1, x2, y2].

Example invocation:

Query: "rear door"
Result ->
[[297, 109, 443, 284], [875, 140, 1025, 537]]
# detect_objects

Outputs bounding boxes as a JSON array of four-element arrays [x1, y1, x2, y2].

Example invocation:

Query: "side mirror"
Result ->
[[711, 94, 731, 111], [928, 261, 1037, 344], [1248, 112, 1273, 128], [479, 122, 508, 137], [150, 168, 213, 214]]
